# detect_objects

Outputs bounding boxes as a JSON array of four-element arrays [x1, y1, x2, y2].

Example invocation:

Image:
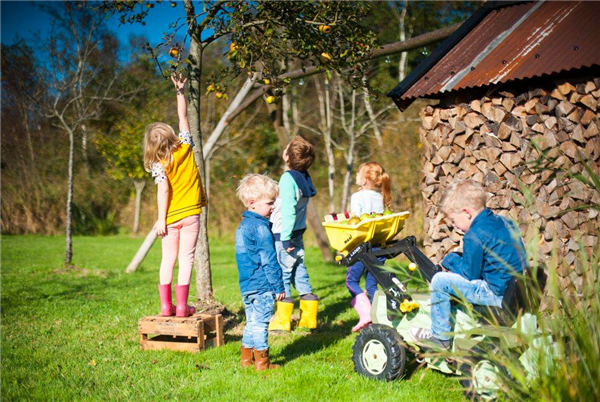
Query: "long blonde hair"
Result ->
[[143, 122, 180, 171], [358, 161, 392, 207]]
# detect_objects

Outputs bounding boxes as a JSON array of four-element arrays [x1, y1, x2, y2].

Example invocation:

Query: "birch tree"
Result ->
[[33, 3, 135, 265]]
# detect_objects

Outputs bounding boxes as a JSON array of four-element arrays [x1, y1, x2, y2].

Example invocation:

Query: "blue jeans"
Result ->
[[346, 260, 380, 300], [275, 238, 312, 298], [430, 272, 503, 341], [241, 292, 275, 350]]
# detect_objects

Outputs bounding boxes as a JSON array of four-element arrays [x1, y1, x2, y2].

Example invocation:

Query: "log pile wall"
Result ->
[[420, 77, 600, 291]]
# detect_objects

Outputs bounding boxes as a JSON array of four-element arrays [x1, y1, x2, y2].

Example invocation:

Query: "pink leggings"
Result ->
[[159, 215, 200, 286]]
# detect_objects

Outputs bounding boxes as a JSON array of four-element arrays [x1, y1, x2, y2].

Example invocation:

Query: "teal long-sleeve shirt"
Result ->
[[270, 172, 310, 247]]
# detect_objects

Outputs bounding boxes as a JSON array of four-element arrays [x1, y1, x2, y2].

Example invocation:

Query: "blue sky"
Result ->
[[1, 1, 192, 52]]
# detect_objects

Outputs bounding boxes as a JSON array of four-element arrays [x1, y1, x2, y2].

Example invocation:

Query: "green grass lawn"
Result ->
[[1, 235, 465, 401]]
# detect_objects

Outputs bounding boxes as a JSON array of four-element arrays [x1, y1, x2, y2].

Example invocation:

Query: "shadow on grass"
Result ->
[[222, 307, 244, 343], [277, 298, 354, 364]]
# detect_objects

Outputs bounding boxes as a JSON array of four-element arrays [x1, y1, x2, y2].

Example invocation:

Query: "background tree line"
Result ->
[[1, 1, 480, 247]]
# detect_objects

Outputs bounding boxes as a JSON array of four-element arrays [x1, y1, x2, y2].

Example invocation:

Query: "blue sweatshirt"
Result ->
[[441, 209, 527, 297], [235, 211, 285, 295]]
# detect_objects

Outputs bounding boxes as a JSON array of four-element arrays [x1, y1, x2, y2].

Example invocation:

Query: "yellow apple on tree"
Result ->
[[319, 52, 332, 63], [319, 25, 332, 34]]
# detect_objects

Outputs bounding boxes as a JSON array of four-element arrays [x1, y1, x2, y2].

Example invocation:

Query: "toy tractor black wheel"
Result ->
[[352, 324, 407, 381], [459, 345, 510, 401]]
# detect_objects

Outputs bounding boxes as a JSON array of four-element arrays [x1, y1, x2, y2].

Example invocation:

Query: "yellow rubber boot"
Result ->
[[298, 299, 319, 329], [268, 300, 294, 332]]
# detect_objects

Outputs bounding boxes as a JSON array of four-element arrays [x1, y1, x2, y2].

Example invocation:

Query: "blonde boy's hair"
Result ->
[[237, 174, 279, 207], [439, 179, 488, 214]]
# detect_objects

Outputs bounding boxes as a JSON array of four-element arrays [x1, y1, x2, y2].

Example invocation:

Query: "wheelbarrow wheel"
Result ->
[[352, 324, 407, 381]]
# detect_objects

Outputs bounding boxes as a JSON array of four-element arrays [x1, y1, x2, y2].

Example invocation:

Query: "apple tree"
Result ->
[[95, 0, 377, 307]]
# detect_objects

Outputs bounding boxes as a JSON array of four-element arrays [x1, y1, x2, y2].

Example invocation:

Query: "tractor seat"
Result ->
[[472, 276, 526, 327]]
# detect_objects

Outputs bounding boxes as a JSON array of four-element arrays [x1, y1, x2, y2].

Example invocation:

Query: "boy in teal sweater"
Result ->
[[269, 136, 319, 331]]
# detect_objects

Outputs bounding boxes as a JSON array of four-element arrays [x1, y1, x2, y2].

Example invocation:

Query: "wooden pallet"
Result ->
[[139, 313, 224, 353]]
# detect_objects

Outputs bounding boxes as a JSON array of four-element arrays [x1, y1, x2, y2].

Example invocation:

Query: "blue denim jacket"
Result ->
[[441, 209, 527, 297], [235, 211, 285, 296]]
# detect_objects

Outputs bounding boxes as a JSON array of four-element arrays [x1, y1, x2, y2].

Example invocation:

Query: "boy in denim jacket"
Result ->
[[409, 180, 527, 349], [235, 174, 286, 370]]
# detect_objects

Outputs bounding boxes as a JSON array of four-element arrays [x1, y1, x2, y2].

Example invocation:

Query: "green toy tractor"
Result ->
[[324, 213, 554, 400]]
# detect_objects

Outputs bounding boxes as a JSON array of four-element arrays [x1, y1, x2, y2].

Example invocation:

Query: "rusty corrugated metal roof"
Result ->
[[389, 1, 600, 109]]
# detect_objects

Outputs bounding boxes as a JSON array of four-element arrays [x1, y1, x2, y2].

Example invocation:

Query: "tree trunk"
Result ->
[[315, 77, 336, 212], [363, 76, 383, 147], [324, 78, 336, 214], [340, 87, 357, 213], [398, 1, 408, 82], [306, 200, 334, 262], [186, 0, 214, 305], [133, 179, 145, 234], [205, 157, 211, 200], [125, 229, 158, 273], [203, 74, 257, 159], [81, 123, 88, 169], [65, 129, 74, 265], [24, 110, 35, 164]]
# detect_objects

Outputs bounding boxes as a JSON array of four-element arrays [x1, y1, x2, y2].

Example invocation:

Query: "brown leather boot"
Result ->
[[253, 348, 280, 371], [241, 346, 254, 368]]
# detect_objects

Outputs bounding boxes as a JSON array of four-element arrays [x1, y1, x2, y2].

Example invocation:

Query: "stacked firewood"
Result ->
[[419, 77, 600, 291]]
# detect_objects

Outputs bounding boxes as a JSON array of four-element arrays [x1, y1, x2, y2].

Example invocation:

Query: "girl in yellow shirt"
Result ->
[[143, 74, 207, 317]]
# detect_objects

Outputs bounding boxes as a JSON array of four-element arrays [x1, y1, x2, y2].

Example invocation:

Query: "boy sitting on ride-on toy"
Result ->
[[409, 179, 527, 350]]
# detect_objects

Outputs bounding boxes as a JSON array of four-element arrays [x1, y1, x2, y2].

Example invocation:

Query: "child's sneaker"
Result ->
[[408, 327, 450, 350]]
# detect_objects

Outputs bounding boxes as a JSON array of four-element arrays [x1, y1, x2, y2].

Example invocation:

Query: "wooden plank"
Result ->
[[215, 314, 224, 346], [198, 320, 205, 350], [141, 335, 201, 352], [139, 317, 201, 337]]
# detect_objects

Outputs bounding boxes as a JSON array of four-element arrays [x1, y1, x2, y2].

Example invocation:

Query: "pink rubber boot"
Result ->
[[351, 293, 372, 332], [158, 283, 176, 316], [175, 284, 196, 317]]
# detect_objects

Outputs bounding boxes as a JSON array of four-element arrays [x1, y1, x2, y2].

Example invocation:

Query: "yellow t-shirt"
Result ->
[[152, 131, 207, 225]]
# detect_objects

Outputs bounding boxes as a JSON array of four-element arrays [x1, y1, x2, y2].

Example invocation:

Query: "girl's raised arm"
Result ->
[[171, 73, 190, 133]]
